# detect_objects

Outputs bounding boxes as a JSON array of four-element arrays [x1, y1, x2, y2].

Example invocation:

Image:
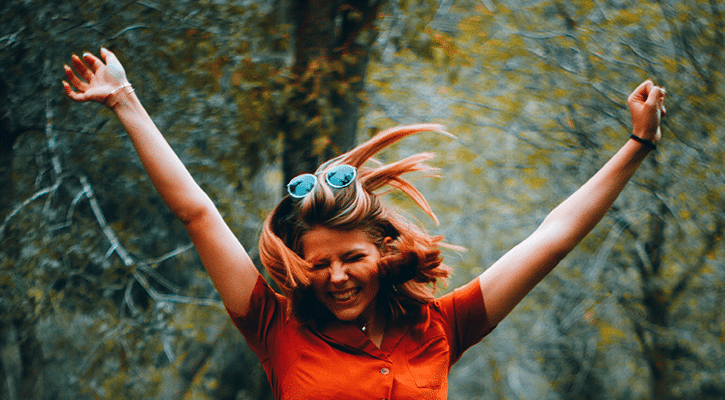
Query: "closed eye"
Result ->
[[311, 262, 329, 270], [345, 254, 366, 263]]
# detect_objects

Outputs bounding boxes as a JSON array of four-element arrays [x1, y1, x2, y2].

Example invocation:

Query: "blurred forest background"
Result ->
[[1, 0, 723, 399]]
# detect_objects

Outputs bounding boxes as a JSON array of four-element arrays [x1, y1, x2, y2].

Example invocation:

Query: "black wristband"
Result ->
[[630, 134, 657, 151]]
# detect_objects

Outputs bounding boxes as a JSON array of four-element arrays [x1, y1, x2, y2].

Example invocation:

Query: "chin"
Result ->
[[328, 306, 363, 322]]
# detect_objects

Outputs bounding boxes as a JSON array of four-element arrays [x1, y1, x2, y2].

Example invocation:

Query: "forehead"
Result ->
[[300, 227, 376, 259]]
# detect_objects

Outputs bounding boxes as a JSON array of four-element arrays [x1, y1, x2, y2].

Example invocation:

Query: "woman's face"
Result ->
[[301, 226, 383, 323]]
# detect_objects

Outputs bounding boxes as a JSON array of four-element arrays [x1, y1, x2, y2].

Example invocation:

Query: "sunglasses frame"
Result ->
[[286, 164, 357, 199]]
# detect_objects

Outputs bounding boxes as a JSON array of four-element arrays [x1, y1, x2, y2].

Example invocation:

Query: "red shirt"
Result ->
[[227, 275, 494, 399]]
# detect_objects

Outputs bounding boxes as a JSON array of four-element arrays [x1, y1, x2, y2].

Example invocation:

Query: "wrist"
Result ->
[[105, 83, 135, 109], [629, 133, 657, 151]]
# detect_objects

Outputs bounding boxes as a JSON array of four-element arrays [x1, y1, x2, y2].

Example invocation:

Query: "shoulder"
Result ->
[[427, 277, 494, 363], [435, 277, 485, 316], [227, 275, 288, 321], [226, 275, 291, 356]]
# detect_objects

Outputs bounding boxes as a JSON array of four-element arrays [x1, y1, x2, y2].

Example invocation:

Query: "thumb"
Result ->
[[646, 86, 663, 108]]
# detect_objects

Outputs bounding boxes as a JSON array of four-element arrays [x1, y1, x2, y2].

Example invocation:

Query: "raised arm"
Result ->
[[478, 80, 666, 326], [63, 48, 259, 316]]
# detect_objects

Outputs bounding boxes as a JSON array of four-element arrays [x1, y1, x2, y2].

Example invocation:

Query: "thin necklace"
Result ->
[[359, 313, 374, 333], [360, 317, 371, 332]]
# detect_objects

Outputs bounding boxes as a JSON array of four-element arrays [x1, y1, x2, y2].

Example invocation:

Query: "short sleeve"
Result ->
[[226, 275, 288, 364], [437, 277, 494, 365]]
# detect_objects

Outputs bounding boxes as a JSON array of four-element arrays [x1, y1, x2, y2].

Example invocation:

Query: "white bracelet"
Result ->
[[109, 83, 132, 95], [106, 83, 134, 108]]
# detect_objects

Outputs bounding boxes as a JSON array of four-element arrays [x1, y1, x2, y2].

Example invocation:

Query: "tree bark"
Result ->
[[281, 0, 383, 183]]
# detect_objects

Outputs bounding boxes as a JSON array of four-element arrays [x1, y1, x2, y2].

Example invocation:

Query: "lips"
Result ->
[[329, 287, 360, 302]]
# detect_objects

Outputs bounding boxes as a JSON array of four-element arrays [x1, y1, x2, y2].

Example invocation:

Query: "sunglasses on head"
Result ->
[[287, 164, 358, 199]]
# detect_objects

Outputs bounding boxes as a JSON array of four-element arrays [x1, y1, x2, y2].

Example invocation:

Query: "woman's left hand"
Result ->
[[62, 48, 130, 107]]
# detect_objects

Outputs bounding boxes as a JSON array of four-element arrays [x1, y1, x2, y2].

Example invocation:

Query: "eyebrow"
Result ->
[[342, 248, 367, 258]]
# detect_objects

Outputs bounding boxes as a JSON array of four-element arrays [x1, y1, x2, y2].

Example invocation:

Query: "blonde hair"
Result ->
[[259, 124, 454, 322]]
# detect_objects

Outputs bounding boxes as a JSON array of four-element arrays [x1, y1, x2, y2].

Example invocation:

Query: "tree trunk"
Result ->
[[643, 203, 669, 400], [281, 0, 382, 183]]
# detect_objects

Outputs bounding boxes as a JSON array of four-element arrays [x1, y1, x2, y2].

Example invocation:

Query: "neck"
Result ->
[[356, 303, 386, 345], [355, 310, 375, 332], [354, 299, 378, 331]]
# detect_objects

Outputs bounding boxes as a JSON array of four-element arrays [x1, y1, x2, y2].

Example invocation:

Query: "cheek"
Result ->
[[309, 272, 328, 292], [360, 268, 381, 292]]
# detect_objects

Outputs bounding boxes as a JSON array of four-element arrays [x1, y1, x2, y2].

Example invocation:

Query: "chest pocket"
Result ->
[[405, 333, 450, 389]]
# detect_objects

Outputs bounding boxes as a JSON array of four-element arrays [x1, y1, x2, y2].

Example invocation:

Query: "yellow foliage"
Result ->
[[662, 57, 679, 73], [574, 0, 596, 13], [432, 46, 445, 67], [613, 10, 641, 26], [524, 174, 546, 190], [599, 324, 626, 345], [456, 148, 478, 163], [475, 3, 494, 17], [28, 287, 43, 302]]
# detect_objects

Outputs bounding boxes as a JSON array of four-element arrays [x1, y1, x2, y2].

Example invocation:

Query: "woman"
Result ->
[[63, 48, 665, 399]]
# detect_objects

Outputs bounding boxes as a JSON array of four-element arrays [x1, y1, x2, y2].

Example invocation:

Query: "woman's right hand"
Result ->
[[627, 80, 666, 144], [63, 47, 131, 107]]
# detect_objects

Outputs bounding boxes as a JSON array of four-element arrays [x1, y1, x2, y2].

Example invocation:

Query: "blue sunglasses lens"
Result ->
[[287, 174, 317, 198], [286, 165, 357, 198], [325, 165, 357, 188]]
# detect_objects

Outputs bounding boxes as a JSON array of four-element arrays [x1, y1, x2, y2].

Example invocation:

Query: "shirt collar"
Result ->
[[309, 307, 421, 360]]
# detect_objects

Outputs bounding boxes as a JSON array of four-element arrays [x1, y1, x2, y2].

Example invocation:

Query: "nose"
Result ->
[[329, 261, 348, 284]]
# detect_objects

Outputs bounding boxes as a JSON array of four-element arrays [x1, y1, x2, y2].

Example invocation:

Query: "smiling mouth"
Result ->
[[329, 288, 360, 302]]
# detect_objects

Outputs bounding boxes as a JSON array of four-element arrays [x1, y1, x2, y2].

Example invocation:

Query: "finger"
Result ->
[[71, 54, 94, 83], [62, 80, 74, 97], [82, 51, 105, 73], [62, 80, 81, 99], [62, 80, 90, 102], [645, 86, 663, 107], [628, 80, 653, 103], [100, 47, 114, 62], [64, 64, 86, 91]]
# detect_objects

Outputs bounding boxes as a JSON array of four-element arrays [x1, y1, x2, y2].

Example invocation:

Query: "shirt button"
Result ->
[[380, 367, 390, 375]]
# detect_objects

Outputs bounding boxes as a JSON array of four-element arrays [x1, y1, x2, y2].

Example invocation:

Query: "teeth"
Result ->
[[330, 288, 358, 301]]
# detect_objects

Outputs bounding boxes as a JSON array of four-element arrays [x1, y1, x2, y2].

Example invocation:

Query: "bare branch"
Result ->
[[670, 217, 724, 303], [584, 218, 626, 282], [44, 83, 62, 177], [124, 279, 141, 316], [0, 181, 62, 240], [0, 26, 25, 49], [634, 238, 653, 279], [140, 243, 194, 266], [569, 335, 598, 397], [79, 175, 135, 267], [110, 25, 152, 40], [50, 187, 88, 231], [76, 324, 125, 376], [132, 244, 194, 293], [119, 332, 151, 391], [162, 334, 176, 363], [132, 270, 223, 309], [620, 42, 649, 64], [136, 265, 183, 293]]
